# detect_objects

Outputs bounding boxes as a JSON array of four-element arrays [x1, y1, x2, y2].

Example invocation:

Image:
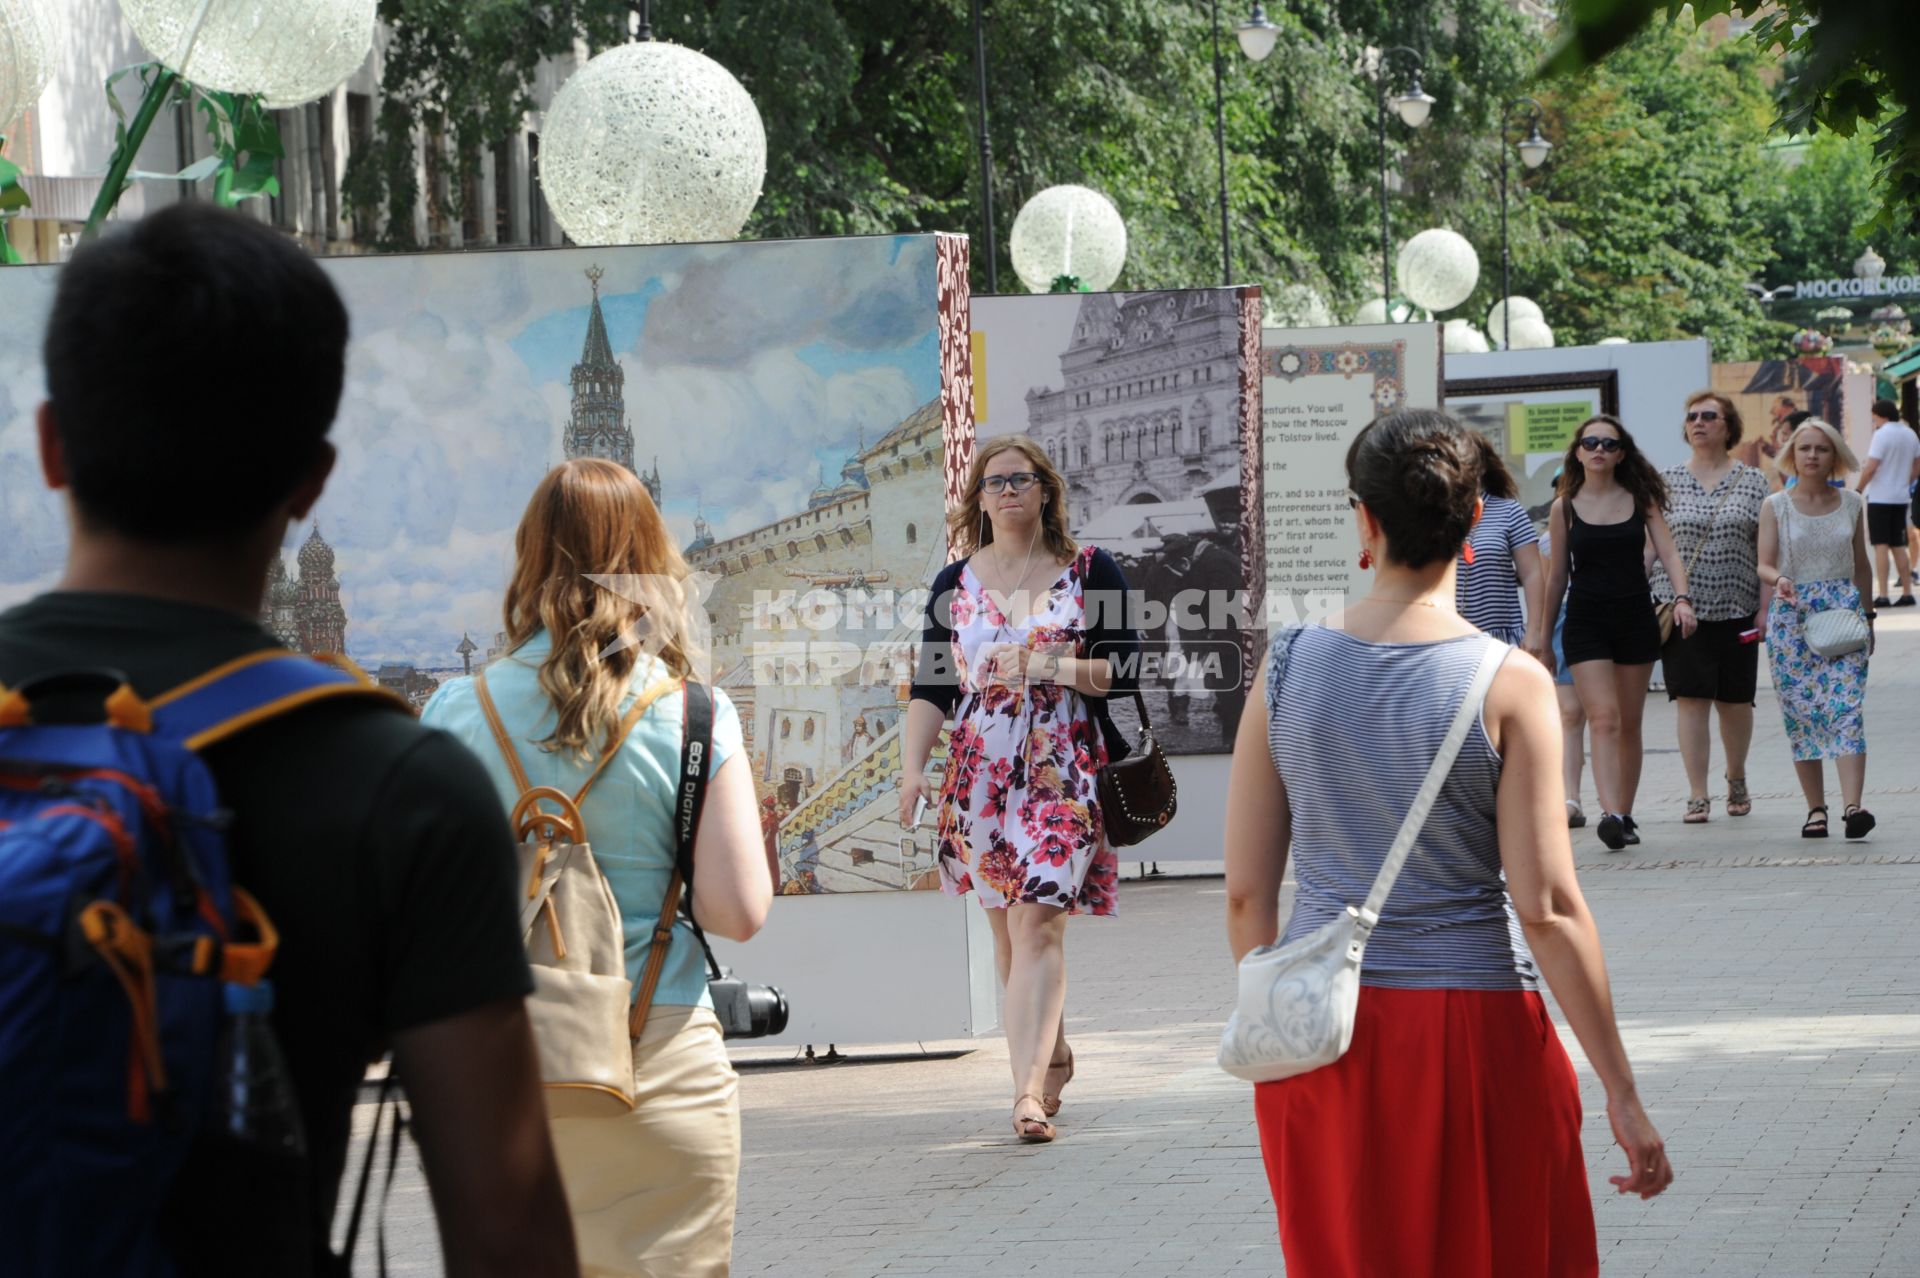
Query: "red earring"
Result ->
[[1359, 548, 1374, 570], [1462, 542, 1476, 565]]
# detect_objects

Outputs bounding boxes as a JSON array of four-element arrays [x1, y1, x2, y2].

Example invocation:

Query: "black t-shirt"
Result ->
[[0, 592, 532, 1275]]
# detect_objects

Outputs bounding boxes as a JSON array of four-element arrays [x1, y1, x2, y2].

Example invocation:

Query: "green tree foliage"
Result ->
[[1755, 130, 1920, 293], [1517, 17, 1780, 356], [1548, 0, 1920, 237]]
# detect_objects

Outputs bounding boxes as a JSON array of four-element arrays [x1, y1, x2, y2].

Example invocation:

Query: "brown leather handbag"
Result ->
[[1097, 691, 1178, 847]]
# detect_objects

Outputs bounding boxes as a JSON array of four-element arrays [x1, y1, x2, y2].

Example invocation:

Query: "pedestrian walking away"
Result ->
[[1650, 392, 1770, 824], [423, 459, 774, 1278], [1757, 418, 1878, 841], [1224, 409, 1672, 1278], [0, 203, 576, 1278], [902, 434, 1140, 1144], [1543, 414, 1695, 852]]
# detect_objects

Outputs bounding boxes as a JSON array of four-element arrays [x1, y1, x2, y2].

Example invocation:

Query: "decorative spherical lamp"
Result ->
[[1442, 318, 1489, 353], [1263, 283, 1333, 329], [121, 0, 377, 108], [1486, 295, 1543, 346], [1397, 228, 1480, 314], [1, 0, 54, 129], [1009, 184, 1127, 294], [1505, 315, 1555, 350], [1351, 297, 1427, 325], [540, 41, 766, 247], [1596, 336, 1629, 346]]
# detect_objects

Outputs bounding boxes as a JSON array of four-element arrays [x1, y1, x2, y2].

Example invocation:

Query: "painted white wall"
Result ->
[[1443, 339, 1716, 473], [30, 0, 186, 194]]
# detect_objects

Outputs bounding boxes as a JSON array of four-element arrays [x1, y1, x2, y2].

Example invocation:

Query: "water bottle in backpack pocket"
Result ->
[[0, 657, 406, 1275]]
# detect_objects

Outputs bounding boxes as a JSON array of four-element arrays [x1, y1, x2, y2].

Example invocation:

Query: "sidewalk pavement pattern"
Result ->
[[349, 612, 1920, 1276]]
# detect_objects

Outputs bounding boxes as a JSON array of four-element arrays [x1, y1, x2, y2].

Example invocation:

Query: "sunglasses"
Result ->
[[1685, 409, 1722, 422], [980, 472, 1040, 495], [1577, 436, 1623, 454]]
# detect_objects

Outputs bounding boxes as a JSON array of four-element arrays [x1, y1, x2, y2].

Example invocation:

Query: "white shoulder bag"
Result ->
[[1217, 635, 1510, 1083], [1781, 493, 1871, 659]]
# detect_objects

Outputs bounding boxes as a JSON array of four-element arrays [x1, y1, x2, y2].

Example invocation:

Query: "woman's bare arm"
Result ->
[[1225, 665, 1291, 962]]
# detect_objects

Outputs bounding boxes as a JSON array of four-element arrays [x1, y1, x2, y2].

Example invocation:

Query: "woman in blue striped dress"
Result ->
[[1456, 433, 1551, 669], [1224, 410, 1672, 1276]]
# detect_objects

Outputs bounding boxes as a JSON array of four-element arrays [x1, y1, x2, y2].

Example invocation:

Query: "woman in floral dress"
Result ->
[[901, 434, 1139, 1143], [1757, 418, 1879, 840]]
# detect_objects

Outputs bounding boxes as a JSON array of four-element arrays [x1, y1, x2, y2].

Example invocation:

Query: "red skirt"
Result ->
[[1254, 987, 1597, 1278]]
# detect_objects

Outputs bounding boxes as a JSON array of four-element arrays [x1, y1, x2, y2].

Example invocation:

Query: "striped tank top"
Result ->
[[1266, 626, 1538, 991]]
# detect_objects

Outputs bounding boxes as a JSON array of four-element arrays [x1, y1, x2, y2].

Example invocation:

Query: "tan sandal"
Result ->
[[1013, 1094, 1055, 1143], [1726, 776, 1751, 817], [1684, 797, 1710, 824], [1041, 1046, 1075, 1118]]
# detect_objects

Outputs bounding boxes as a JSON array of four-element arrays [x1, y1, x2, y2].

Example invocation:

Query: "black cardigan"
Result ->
[[910, 547, 1142, 761]]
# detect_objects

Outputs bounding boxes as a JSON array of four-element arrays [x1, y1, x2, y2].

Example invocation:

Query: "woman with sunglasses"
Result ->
[[902, 435, 1139, 1143], [1544, 415, 1692, 852], [1649, 393, 1770, 825]]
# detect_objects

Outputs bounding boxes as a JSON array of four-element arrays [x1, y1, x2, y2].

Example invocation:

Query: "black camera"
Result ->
[[708, 970, 789, 1039]]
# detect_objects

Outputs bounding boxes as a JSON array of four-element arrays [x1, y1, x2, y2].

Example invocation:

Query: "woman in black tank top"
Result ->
[[1543, 416, 1694, 852]]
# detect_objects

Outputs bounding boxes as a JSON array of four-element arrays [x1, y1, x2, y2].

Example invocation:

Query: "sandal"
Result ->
[[1801, 806, 1829, 839], [1844, 805, 1876, 841], [1684, 797, 1710, 824], [1013, 1094, 1056, 1143], [1041, 1046, 1075, 1118], [1726, 776, 1751, 818]]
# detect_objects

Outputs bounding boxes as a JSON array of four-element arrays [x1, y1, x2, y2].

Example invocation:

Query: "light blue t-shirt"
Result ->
[[421, 632, 743, 1010]]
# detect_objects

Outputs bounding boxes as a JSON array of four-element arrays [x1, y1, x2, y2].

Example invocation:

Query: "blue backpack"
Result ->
[[0, 654, 408, 1276]]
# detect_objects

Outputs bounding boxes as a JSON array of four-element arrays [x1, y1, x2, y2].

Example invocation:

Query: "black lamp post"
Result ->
[[1370, 47, 1435, 312], [1208, 3, 1280, 285], [971, 0, 998, 292], [1497, 97, 1552, 348]]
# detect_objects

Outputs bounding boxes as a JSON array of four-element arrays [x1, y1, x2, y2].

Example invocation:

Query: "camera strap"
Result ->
[[631, 680, 723, 1037], [672, 683, 726, 982]]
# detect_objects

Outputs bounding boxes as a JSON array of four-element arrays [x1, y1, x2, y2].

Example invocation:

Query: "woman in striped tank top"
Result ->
[[1224, 411, 1672, 1276]]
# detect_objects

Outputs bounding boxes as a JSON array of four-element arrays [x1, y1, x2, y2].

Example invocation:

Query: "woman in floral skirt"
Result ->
[[901, 434, 1139, 1142], [1757, 418, 1878, 839]]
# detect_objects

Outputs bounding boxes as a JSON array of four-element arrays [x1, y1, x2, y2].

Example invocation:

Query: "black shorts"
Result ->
[[1562, 594, 1661, 667], [1661, 615, 1760, 704], [1867, 502, 1910, 546]]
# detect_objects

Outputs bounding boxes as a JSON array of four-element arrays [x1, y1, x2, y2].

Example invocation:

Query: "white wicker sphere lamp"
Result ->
[[540, 41, 766, 246], [1009, 184, 1127, 293], [1486, 295, 1544, 347], [1351, 296, 1427, 325], [1264, 283, 1333, 329], [1396, 228, 1480, 314], [120, 0, 377, 108], [1506, 315, 1555, 349], [1443, 318, 1489, 353], [1, 0, 55, 130]]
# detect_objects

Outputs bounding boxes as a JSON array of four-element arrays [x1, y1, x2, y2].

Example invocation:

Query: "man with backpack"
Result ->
[[0, 204, 577, 1276]]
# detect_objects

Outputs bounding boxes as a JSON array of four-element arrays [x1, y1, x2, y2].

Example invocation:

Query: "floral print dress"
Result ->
[[934, 546, 1118, 915], [1766, 490, 1869, 761]]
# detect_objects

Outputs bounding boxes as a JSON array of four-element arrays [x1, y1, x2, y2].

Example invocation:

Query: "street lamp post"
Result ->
[[971, 0, 997, 292], [1208, 2, 1280, 285], [1498, 97, 1552, 349], [1371, 47, 1435, 311]]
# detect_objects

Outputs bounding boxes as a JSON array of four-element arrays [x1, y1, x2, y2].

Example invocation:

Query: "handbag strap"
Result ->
[[1679, 469, 1740, 581], [630, 682, 721, 1036], [1351, 639, 1511, 939]]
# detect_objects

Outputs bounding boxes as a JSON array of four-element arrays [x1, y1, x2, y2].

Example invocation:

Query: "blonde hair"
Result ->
[[946, 434, 1078, 560], [502, 459, 703, 759], [1775, 417, 1858, 482]]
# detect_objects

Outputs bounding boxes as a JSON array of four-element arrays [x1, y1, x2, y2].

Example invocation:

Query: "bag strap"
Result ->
[[630, 682, 719, 1036], [143, 650, 409, 751], [474, 670, 675, 809], [1349, 640, 1510, 951]]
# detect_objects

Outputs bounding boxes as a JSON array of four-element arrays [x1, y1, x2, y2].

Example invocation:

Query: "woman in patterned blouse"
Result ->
[[1650, 392, 1771, 824]]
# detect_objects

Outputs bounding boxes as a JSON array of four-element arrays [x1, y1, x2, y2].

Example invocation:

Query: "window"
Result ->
[[803, 720, 815, 742], [781, 718, 792, 739], [305, 102, 332, 236], [461, 156, 484, 245], [764, 548, 776, 564], [787, 540, 800, 558], [527, 132, 546, 244], [492, 138, 513, 243], [906, 523, 917, 544]]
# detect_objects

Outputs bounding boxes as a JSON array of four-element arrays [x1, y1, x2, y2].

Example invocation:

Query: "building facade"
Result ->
[[261, 525, 349, 656], [1024, 291, 1246, 529]]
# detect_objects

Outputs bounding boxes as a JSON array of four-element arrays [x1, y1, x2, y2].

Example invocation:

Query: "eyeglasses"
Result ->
[[980, 472, 1040, 496], [1685, 409, 1722, 422], [1577, 437, 1623, 454]]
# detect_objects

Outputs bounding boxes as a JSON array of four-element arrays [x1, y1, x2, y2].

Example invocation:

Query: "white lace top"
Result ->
[[1770, 489, 1862, 584]]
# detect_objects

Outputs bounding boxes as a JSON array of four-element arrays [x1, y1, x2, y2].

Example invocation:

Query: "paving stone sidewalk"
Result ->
[[353, 612, 1920, 1276]]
